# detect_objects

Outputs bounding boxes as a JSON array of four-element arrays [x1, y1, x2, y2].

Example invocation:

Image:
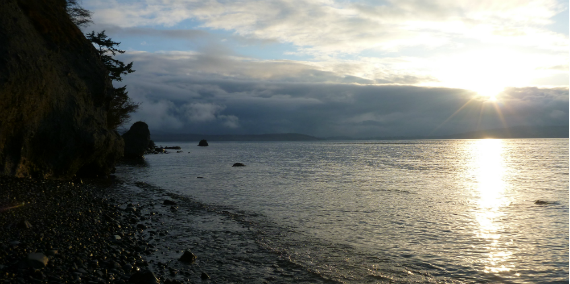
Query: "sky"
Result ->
[[81, 0, 569, 138]]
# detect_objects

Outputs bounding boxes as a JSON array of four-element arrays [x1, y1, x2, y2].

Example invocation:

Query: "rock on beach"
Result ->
[[179, 251, 197, 263], [26, 253, 48, 269], [0, 176, 167, 283]]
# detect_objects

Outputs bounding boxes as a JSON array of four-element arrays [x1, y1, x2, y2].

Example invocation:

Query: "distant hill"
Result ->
[[151, 133, 322, 142], [325, 126, 569, 140], [439, 126, 569, 139], [150, 126, 568, 142]]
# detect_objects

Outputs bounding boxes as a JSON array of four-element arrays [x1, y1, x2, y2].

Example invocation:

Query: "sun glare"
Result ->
[[432, 49, 534, 100]]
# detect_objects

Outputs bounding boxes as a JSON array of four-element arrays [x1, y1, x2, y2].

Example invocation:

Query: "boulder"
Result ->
[[122, 122, 150, 158], [0, 0, 123, 179], [179, 250, 197, 263], [198, 139, 209, 146], [129, 270, 160, 284], [18, 220, 32, 229], [26, 253, 48, 269]]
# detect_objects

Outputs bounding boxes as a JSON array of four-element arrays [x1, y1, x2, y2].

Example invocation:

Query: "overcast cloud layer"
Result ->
[[82, 0, 569, 137]]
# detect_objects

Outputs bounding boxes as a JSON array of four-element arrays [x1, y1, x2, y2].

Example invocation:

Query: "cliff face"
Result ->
[[0, 0, 124, 179]]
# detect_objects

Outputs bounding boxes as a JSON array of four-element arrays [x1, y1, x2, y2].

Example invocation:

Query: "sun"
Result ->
[[476, 85, 501, 102], [431, 48, 532, 102]]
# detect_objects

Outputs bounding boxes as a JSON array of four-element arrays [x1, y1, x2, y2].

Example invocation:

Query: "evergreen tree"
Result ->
[[65, 0, 92, 27], [86, 31, 139, 130]]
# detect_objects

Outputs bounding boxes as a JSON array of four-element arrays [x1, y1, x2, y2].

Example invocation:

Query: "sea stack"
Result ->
[[122, 121, 151, 158], [198, 139, 209, 146]]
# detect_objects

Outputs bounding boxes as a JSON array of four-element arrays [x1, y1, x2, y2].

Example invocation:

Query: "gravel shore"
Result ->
[[0, 173, 336, 284], [0, 176, 183, 284]]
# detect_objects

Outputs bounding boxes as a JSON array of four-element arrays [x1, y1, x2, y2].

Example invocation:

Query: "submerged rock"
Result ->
[[198, 139, 209, 147], [165, 146, 181, 149], [534, 200, 552, 205]]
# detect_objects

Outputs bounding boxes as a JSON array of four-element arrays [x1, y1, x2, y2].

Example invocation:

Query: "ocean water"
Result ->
[[118, 139, 568, 283]]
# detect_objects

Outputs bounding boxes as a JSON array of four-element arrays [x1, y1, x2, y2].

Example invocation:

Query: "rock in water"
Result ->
[[179, 250, 197, 263], [123, 122, 150, 158], [232, 163, 246, 167], [198, 139, 209, 146], [0, 0, 123, 179]]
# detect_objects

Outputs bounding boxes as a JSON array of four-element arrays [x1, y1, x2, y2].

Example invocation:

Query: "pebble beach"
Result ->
[[0, 176, 168, 284], [0, 171, 336, 284]]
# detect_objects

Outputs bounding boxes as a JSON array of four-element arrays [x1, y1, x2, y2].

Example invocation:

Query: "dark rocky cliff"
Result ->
[[0, 0, 123, 179]]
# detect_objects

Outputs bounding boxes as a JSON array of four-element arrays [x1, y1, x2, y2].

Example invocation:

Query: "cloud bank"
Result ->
[[118, 52, 568, 138]]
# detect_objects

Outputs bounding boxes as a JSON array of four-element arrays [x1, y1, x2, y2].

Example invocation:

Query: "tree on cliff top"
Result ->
[[65, 0, 92, 27], [86, 31, 139, 130], [65, 2, 139, 130]]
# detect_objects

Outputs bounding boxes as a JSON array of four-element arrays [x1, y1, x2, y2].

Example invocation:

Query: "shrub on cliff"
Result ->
[[65, 0, 92, 27], [86, 30, 139, 130], [66, 1, 140, 131]]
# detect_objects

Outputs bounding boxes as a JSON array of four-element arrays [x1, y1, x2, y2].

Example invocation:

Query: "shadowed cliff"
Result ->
[[0, 0, 123, 179]]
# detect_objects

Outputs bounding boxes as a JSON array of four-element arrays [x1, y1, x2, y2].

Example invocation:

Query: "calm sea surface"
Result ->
[[118, 139, 568, 283]]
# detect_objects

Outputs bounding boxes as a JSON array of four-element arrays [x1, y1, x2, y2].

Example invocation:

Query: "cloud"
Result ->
[[119, 51, 568, 137], [129, 98, 184, 131], [86, 0, 568, 56], [182, 103, 226, 122], [219, 115, 240, 128], [82, 0, 568, 95], [536, 64, 569, 71], [116, 50, 439, 87]]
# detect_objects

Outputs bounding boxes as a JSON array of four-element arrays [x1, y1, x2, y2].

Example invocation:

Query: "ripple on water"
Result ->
[[120, 139, 568, 283]]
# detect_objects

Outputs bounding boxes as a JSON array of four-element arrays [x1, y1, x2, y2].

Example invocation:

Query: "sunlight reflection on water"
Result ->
[[468, 139, 515, 275], [125, 139, 568, 283]]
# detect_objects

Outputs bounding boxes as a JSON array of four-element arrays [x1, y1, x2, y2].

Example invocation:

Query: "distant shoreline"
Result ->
[[150, 126, 569, 142]]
